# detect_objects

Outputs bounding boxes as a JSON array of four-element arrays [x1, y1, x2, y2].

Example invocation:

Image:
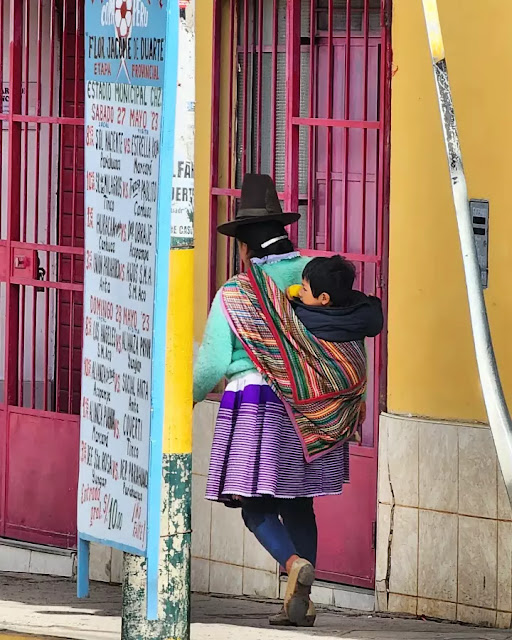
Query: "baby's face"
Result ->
[[299, 279, 330, 306]]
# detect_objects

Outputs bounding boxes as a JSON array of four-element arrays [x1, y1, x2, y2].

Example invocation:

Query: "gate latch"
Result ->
[[14, 255, 28, 268], [11, 248, 38, 281]]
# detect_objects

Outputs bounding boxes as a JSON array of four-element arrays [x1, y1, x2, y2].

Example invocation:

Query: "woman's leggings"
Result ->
[[241, 497, 317, 568]]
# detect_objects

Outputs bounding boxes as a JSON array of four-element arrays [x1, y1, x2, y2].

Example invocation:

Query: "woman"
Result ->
[[193, 174, 359, 627]]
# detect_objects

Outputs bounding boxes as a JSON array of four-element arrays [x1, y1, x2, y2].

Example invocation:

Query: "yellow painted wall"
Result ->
[[194, 0, 214, 342], [388, 0, 512, 422]]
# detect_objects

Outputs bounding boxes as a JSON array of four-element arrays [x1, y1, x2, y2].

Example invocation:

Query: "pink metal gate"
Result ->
[[0, 0, 84, 549], [210, 0, 391, 587]]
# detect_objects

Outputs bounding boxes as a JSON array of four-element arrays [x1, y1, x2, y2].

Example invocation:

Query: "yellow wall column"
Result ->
[[388, 0, 512, 422]]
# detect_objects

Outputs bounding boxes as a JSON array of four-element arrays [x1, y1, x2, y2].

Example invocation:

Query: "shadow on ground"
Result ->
[[0, 573, 121, 617]]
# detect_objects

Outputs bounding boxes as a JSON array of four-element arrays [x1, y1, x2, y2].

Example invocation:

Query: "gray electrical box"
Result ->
[[469, 199, 489, 289]]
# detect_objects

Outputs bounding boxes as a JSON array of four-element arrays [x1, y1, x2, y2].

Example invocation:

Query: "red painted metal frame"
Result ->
[[294, 116, 379, 128], [0, 0, 84, 548], [341, 0, 351, 253], [208, 0, 222, 304], [208, 0, 392, 587], [377, 0, 392, 416], [270, 0, 278, 181], [306, 0, 316, 248], [4, 0, 23, 411], [324, 0, 333, 251]]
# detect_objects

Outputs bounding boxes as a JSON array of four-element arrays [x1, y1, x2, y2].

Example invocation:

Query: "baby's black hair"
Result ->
[[302, 255, 356, 307]]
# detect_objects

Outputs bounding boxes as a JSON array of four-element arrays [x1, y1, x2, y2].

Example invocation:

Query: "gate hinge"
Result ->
[[371, 521, 377, 549]]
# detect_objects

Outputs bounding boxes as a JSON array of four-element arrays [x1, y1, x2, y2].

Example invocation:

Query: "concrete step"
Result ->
[[280, 576, 375, 612], [0, 538, 75, 578]]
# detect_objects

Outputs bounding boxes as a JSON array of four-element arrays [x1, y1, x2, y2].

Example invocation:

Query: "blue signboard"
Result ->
[[78, 0, 178, 620]]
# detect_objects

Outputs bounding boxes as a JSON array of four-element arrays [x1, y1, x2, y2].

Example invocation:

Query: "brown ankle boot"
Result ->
[[269, 600, 316, 627], [283, 558, 316, 626]]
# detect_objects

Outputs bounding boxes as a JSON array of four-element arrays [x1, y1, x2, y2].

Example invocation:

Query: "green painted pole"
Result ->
[[122, 454, 192, 639]]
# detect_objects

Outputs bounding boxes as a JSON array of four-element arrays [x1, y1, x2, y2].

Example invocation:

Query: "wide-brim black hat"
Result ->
[[217, 173, 300, 237]]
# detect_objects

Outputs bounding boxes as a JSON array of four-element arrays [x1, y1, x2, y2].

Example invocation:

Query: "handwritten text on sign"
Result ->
[[78, 0, 167, 554]]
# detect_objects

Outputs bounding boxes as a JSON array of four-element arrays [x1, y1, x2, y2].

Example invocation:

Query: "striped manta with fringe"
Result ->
[[221, 263, 367, 461]]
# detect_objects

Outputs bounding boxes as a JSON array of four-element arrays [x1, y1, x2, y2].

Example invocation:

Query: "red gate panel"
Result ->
[[0, 0, 84, 549], [4, 408, 79, 547]]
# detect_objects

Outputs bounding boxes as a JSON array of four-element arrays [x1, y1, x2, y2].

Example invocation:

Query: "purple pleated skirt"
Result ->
[[205, 373, 350, 502]]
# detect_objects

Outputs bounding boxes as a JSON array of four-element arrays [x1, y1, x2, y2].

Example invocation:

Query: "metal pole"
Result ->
[[421, 0, 512, 502], [122, 1, 195, 637]]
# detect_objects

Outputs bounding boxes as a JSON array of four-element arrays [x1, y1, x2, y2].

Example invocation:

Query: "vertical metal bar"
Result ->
[[360, 0, 369, 256], [374, 0, 389, 436], [229, 0, 248, 281], [256, 0, 263, 172], [77, 538, 90, 598], [376, 1, 386, 278], [341, 0, 351, 252], [306, 0, 315, 249], [270, 0, 277, 181], [0, 0, 4, 236], [285, 0, 300, 213], [68, 1, 81, 413], [43, 0, 56, 411], [68, 290, 74, 412], [208, 0, 221, 303], [0, 0, 6, 529], [59, 0, 67, 249], [21, 0, 29, 242], [4, 0, 23, 406], [18, 0, 30, 406], [225, 0, 236, 284], [241, 0, 249, 176], [227, 0, 235, 193], [18, 286, 24, 405], [225, 198, 232, 282], [31, 0, 43, 409], [323, 0, 333, 250], [55, 0, 67, 412]]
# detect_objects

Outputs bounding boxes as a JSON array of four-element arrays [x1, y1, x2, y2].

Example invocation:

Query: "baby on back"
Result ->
[[287, 255, 384, 343]]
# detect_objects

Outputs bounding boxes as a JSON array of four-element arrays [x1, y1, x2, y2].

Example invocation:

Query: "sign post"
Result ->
[[78, 0, 179, 623], [122, 0, 195, 637]]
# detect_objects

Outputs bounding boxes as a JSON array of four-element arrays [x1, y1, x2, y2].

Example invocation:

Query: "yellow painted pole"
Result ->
[[157, 0, 196, 632], [164, 248, 194, 457], [422, 0, 445, 63]]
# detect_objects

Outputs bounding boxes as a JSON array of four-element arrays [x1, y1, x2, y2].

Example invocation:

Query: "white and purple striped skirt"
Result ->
[[205, 373, 350, 502]]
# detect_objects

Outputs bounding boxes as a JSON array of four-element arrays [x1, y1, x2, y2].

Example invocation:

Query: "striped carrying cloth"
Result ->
[[221, 264, 367, 462]]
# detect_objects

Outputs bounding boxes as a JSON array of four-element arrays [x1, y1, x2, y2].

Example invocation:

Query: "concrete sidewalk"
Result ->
[[1, 573, 512, 640]]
